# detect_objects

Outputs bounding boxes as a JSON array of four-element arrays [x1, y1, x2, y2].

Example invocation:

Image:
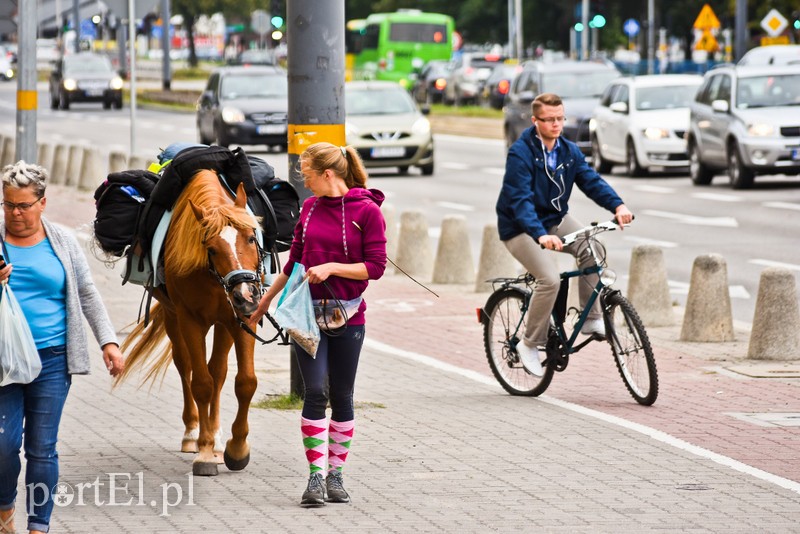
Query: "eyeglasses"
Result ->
[[2, 197, 44, 212], [536, 116, 567, 124]]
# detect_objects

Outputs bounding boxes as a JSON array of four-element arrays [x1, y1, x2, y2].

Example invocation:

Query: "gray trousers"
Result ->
[[503, 214, 602, 347]]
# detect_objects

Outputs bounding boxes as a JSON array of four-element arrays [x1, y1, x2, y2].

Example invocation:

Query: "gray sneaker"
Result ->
[[300, 472, 326, 507], [325, 470, 351, 503]]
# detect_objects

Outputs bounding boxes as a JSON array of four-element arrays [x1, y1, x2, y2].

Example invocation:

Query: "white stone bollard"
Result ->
[[747, 267, 800, 360], [128, 155, 153, 170], [381, 202, 397, 260], [109, 151, 128, 174], [37, 142, 55, 172], [50, 144, 69, 185], [474, 223, 518, 292], [432, 214, 475, 284], [680, 254, 735, 342], [0, 136, 16, 168], [394, 210, 433, 279], [66, 145, 85, 188], [627, 245, 674, 326], [79, 147, 106, 191]]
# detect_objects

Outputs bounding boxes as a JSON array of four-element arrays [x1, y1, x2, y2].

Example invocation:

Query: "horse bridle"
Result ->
[[207, 230, 289, 346]]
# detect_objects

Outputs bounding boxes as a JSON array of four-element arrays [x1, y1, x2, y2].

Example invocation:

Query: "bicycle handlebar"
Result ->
[[539, 215, 634, 249]]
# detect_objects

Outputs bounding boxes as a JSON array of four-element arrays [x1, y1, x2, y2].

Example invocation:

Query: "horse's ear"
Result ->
[[234, 182, 247, 209], [188, 199, 206, 222]]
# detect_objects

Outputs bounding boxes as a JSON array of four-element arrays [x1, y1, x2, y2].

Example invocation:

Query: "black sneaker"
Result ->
[[325, 470, 350, 503], [300, 472, 326, 507]]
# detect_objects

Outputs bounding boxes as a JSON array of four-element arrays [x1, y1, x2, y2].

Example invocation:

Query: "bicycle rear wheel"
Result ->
[[483, 288, 554, 396], [602, 291, 658, 405]]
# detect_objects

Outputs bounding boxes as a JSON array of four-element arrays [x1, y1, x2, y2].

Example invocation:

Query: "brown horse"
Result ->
[[116, 169, 265, 476]]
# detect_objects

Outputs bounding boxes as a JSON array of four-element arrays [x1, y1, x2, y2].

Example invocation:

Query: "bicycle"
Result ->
[[479, 220, 658, 405]]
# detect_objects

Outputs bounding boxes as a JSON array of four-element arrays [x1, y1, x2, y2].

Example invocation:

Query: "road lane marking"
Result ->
[[364, 338, 800, 496], [749, 259, 800, 271], [439, 162, 471, 171], [763, 201, 800, 211], [691, 192, 743, 202], [632, 185, 675, 194], [623, 236, 678, 248], [481, 167, 505, 176], [436, 201, 474, 212], [642, 209, 738, 227], [434, 133, 505, 147]]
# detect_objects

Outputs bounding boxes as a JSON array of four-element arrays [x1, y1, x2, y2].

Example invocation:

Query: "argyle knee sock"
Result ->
[[301, 416, 328, 474], [328, 419, 354, 473]]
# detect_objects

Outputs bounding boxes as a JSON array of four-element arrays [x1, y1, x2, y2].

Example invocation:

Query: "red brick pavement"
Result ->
[[364, 273, 800, 484]]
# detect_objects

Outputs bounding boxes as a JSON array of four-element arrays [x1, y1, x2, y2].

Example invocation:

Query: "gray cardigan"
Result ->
[[1, 217, 118, 374]]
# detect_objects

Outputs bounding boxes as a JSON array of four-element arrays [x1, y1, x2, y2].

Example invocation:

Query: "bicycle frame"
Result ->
[[551, 265, 606, 355]]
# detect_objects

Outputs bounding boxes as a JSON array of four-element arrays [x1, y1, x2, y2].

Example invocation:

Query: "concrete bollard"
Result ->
[[0, 134, 7, 167], [108, 151, 128, 174], [747, 268, 800, 360], [128, 155, 152, 170], [432, 214, 475, 284], [66, 145, 85, 188], [394, 210, 433, 279], [381, 202, 397, 260], [50, 144, 69, 185], [680, 254, 735, 342], [79, 147, 106, 191], [1, 136, 16, 168], [37, 142, 55, 172], [627, 245, 674, 326], [474, 223, 518, 292]]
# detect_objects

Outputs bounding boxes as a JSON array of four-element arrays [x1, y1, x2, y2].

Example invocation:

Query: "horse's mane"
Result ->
[[165, 169, 258, 277]]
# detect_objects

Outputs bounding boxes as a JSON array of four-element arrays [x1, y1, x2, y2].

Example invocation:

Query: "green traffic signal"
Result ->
[[271, 16, 284, 28]]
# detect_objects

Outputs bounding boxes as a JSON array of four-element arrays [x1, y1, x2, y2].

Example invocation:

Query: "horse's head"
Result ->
[[190, 183, 264, 319]]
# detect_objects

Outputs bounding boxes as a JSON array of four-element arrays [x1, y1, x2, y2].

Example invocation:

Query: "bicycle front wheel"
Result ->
[[603, 291, 658, 405], [483, 288, 554, 396]]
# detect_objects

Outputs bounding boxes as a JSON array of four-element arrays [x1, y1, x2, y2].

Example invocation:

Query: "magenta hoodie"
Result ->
[[283, 187, 387, 325]]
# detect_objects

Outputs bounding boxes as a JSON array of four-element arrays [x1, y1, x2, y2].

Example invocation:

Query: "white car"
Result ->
[[590, 74, 703, 176], [345, 80, 434, 175]]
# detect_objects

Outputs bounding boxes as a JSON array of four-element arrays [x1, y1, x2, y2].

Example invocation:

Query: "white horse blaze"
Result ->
[[220, 225, 256, 301]]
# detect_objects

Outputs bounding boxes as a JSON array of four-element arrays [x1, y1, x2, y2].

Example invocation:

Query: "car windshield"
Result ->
[[736, 74, 800, 108], [542, 71, 619, 98], [346, 87, 416, 115], [221, 74, 287, 99], [239, 50, 274, 64], [635, 85, 699, 110], [64, 56, 113, 75]]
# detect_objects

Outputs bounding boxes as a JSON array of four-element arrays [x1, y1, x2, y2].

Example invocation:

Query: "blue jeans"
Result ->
[[295, 326, 364, 421], [0, 345, 71, 534]]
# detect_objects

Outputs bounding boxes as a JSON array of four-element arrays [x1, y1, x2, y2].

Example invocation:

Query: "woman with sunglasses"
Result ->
[[0, 161, 124, 534]]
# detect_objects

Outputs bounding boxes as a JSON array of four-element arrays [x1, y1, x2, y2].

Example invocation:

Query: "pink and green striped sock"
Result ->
[[301, 416, 328, 474], [328, 419, 354, 473]]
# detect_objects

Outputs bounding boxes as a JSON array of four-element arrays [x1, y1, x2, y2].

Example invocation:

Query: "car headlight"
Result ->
[[643, 127, 669, 140], [411, 117, 431, 136], [747, 123, 775, 137], [221, 107, 245, 124], [345, 121, 359, 139], [110, 76, 123, 90], [588, 117, 597, 133], [63, 78, 77, 91]]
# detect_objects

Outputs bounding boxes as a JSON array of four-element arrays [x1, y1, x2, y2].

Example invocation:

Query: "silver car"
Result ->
[[345, 81, 434, 176], [687, 64, 800, 188]]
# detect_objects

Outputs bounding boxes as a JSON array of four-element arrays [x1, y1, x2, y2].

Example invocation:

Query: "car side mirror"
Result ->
[[420, 104, 431, 115], [609, 101, 628, 114], [517, 90, 535, 104], [200, 90, 215, 104], [711, 99, 729, 113]]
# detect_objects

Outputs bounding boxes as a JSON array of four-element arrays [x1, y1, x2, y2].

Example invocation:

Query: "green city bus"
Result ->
[[350, 10, 455, 89]]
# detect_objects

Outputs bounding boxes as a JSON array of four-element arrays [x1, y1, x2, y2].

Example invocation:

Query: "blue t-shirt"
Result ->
[[6, 238, 68, 349]]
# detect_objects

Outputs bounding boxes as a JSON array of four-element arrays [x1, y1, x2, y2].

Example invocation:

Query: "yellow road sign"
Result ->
[[760, 36, 790, 46], [695, 30, 719, 52], [693, 4, 721, 30]]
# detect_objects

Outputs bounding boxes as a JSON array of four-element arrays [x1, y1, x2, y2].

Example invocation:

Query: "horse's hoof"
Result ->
[[213, 451, 225, 464], [192, 462, 219, 477], [181, 440, 198, 453], [224, 450, 250, 471]]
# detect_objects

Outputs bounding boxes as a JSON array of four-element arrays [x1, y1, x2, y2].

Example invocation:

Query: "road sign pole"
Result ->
[[735, 0, 746, 61], [647, 0, 655, 74], [16, 0, 37, 163], [286, 0, 346, 397]]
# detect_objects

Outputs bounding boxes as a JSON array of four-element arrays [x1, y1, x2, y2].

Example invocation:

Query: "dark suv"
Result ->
[[687, 64, 800, 189], [503, 60, 620, 152], [48, 52, 123, 110], [196, 65, 288, 151]]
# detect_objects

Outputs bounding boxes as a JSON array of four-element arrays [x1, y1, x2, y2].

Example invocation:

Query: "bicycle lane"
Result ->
[[363, 273, 800, 488]]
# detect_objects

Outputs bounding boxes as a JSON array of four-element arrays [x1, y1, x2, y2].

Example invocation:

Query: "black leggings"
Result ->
[[295, 325, 365, 421]]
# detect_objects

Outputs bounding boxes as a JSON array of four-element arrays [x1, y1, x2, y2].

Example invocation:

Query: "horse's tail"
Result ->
[[114, 303, 174, 389]]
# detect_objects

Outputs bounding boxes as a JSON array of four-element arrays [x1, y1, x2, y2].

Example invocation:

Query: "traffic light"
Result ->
[[793, 11, 800, 30]]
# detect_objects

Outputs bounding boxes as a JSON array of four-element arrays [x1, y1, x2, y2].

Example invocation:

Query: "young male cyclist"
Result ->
[[496, 92, 633, 376]]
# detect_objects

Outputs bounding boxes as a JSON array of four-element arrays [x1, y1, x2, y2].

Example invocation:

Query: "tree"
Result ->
[[171, 0, 257, 67]]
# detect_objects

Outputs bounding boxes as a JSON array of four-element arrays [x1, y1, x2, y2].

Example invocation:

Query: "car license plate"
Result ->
[[371, 147, 405, 158], [85, 88, 103, 97], [792, 148, 800, 161], [257, 125, 286, 135]]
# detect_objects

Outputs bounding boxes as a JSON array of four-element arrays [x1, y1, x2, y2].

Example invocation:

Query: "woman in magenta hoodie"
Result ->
[[249, 142, 387, 507]]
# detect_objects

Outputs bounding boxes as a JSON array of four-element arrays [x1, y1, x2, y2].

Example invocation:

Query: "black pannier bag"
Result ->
[[247, 156, 299, 253], [93, 169, 159, 257]]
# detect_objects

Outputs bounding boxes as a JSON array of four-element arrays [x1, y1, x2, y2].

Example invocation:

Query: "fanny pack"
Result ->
[[312, 287, 362, 335]]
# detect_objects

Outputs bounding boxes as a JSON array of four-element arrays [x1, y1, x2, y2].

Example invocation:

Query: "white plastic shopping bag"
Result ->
[[274, 263, 320, 357], [0, 282, 42, 386]]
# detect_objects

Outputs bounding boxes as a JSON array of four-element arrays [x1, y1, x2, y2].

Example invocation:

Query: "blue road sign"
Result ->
[[623, 18, 640, 37]]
